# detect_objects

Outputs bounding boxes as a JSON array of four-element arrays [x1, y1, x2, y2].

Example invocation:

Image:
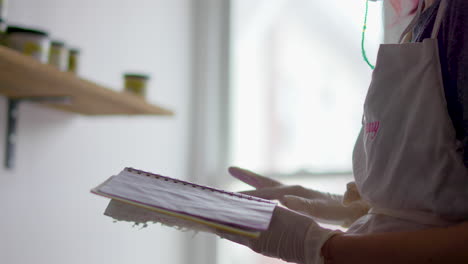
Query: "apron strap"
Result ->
[[431, 0, 448, 39], [398, 0, 424, 44], [398, 0, 449, 43]]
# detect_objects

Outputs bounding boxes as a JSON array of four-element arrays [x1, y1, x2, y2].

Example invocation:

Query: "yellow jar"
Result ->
[[68, 48, 80, 74], [5, 26, 50, 63], [48, 41, 69, 71], [124, 73, 149, 98]]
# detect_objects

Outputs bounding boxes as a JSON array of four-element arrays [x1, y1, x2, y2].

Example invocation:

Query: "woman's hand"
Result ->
[[217, 206, 341, 264], [228, 167, 369, 227]]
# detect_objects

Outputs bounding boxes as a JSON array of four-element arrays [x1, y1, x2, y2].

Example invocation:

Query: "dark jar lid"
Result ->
[[124, 73, 150, 80], [6, 26, 49, 37], [51, 41, 65, 47], [69, 48, 80, 54]]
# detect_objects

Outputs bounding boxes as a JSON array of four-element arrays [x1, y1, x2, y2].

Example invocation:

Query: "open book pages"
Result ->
[[105, 199, 232, 235], [92, 168, 277, 238]]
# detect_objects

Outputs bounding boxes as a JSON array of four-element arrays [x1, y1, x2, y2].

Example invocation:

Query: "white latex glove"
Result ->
[[228, 167, 369, 227], [218, 205, 342, 264]]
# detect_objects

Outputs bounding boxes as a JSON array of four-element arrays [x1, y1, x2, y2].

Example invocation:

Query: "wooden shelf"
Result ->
[[0, 46, 173, 115]]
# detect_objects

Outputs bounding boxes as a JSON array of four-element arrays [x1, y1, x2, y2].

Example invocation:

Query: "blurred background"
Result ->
[[0, 0, 393, 264]]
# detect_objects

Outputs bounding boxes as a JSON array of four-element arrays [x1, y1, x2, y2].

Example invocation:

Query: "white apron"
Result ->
[[348, 0, 468, 234]]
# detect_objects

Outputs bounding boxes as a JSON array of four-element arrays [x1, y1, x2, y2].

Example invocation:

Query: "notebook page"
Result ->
[[103, 199, 262, 237]]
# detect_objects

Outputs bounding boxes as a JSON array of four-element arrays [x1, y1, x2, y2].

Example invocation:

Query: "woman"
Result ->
[[220, 0, 468, 263]]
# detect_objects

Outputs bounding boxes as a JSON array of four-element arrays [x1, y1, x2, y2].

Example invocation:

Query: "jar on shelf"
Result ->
[[48, 40, 69, 71], [68, 48, 80, 74], [5, 26, 50, 63], [124, 73, 150, 98]]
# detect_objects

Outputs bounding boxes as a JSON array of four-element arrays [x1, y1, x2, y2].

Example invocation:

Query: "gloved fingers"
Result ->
[[219, 206, 336, 264], [252, 206, 316, 263], [240, 185, 332, 202], [239, 185, 319, 201], [228, 166, 283, 188], [240, 187, 287, 200], [342, 181, 362, 206], [282, 195, 332, 217], [228, 166, 339, 202], [282, 195, 363, 227]]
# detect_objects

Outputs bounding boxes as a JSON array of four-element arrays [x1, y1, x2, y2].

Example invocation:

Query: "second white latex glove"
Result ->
[[228, 167, 369, 227], [218, 206, 342, 264]]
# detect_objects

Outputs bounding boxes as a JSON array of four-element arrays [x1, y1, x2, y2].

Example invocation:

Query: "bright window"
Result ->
[[218, 1, 383, 263], [229, 0, 383, 174]]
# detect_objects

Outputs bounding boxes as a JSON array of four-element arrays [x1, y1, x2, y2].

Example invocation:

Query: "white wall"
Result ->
[[0, 1, 193, 263]]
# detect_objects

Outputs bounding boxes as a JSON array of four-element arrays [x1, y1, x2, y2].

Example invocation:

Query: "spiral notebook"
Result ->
[[91, 168, 276, 238]]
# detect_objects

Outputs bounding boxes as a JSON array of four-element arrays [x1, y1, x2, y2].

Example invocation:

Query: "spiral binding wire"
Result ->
[[125, 167, 275, 204]]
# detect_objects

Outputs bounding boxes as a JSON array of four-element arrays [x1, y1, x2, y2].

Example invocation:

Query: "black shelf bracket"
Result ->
[[4, 96, 71, 169]]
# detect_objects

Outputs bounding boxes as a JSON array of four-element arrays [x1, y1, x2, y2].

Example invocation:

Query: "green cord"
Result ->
[[362, 0, 375, 70]]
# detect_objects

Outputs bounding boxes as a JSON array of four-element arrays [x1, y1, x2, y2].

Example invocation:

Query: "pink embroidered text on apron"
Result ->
[[365, 121, 380, 140]]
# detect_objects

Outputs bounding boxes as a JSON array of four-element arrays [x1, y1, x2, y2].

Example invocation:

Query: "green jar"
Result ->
[[48, 41, 69, 71], [68, 48, 80, 74], [5, 26, 50, 63], [124, 73, 150, 98]]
